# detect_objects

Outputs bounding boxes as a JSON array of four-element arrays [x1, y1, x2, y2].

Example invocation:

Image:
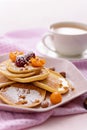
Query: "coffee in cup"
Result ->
[[42, 22, 87, 56]]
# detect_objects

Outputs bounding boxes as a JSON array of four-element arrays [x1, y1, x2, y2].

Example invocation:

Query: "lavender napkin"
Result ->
[[0, 29, 87, 130]]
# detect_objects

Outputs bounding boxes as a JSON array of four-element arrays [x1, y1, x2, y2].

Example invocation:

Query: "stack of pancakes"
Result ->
[[0, 58, 72, 108]]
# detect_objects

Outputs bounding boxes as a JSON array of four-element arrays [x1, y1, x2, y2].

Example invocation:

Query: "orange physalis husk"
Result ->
[[30, 57, 46, 67], [9, 51, 24, 62]]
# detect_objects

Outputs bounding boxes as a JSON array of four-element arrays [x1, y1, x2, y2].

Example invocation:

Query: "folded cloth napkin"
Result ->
[[0, 29, 87, 130]]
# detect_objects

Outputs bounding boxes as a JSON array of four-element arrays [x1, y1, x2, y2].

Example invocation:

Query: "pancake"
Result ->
[[0, 64, 40, 78], [5, 68, 49, 83], [33, 69, 71, 94], [6, 60, 42, 74], [0, 72, 15, 88], [0, 83, 46, 108]]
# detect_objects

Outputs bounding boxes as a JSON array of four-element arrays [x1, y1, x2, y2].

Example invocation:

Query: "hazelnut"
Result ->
[[41, 100, 49, 108], [83, 98, 87, 109], [60, 72, 66, 78]]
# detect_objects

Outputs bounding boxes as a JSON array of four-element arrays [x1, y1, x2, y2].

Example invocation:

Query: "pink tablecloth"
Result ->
[[0, 28, 87, 130]]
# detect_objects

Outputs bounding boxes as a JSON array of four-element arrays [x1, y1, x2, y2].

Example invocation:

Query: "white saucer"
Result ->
[[37, 41, 87, 61]]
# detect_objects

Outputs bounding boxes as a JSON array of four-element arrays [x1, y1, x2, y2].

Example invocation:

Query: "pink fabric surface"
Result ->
[[0, 28, 46, 54], [0, 28, 87, 130]]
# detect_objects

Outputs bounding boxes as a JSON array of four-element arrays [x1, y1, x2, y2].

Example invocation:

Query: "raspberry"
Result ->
[[25, 52, 35, 61], [15, 56, 27, 67]]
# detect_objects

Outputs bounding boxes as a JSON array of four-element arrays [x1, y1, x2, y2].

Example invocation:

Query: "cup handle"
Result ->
[[42, 33, 56, 52]]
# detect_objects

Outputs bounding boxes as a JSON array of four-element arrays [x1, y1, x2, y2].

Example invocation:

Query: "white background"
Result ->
[[0, 0, 87, 35]]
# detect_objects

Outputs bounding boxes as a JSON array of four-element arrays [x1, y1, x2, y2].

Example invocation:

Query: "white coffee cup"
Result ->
[[42, 22, 87, 56]]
